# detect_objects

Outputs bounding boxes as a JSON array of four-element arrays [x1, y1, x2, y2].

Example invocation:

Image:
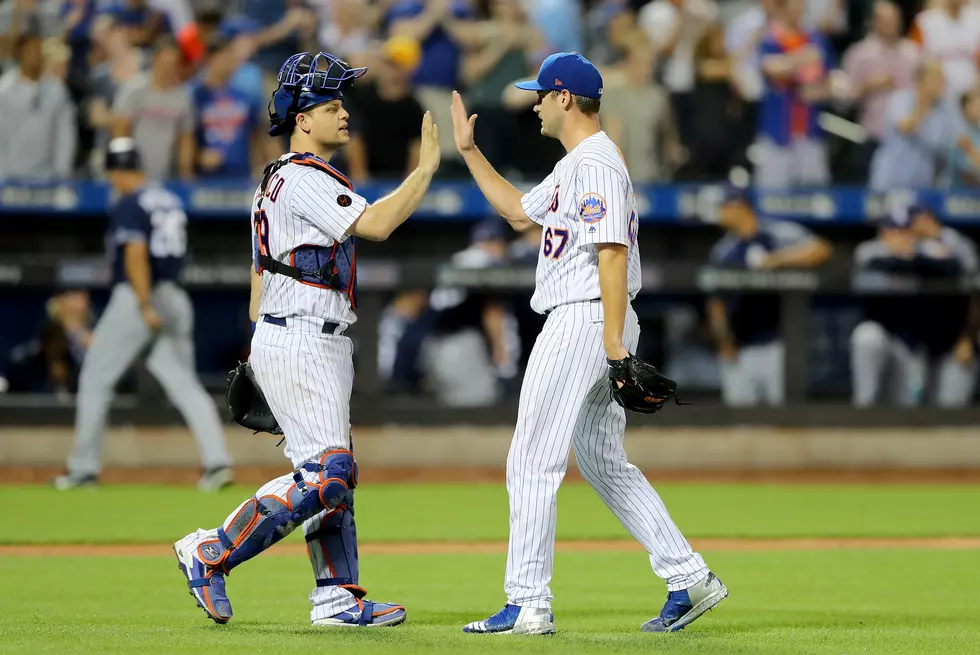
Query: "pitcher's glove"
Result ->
[[607, 354, 690, 414], [226, 362, 283, 435]]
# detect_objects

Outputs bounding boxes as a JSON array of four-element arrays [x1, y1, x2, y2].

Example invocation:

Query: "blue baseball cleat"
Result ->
[[641, 571, 728, 632], [463, 604, 555, 635], [173, 529, 233, 624], [312, 599, 406, 628]]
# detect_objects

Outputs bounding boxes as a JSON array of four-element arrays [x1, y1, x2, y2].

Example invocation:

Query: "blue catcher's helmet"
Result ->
[[268, 52, 367, 137]]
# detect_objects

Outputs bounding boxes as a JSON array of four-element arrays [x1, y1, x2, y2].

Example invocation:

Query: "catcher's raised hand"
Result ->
[[607, 354, 689, 414]]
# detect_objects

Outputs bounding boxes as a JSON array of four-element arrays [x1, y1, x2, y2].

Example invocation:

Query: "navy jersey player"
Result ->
[[706, 189, 832, 406], [851, 203, 978, 406], [53, 137, 233, 491]]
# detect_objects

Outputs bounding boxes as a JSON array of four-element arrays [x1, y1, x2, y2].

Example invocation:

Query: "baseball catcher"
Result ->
[[607, 355, 689, 414]]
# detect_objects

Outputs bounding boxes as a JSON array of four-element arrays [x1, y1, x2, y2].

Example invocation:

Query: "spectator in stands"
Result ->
[[803, 0, 846, 40], [86, 16, 143, 175], [755, 0, 833, 189], [725, 0, 777, 173], [311, 0, 373, 65], [639, 0, 718, 150], [706, 188, 832, 407], [680, 22, 743, 181], [112, 36, 193, 180], [196, 15, 265, 112], [869, 58, 963, 191], [461, 0, 543, 173], [108, 0, 172, 49], [947, 86, 980, 187], [840, 0, 920, 182], [599, 5, 683, 183], [346, 35, 425, 182], [241, 0, 318, 93], [387, 0, 476, 165], [62, 0, 99, 89], [190, 31, 266, 180], [910, 0, 980, 101], [525, 0, 583, 55], [0, 0, 62, 63], [0, 32, 77, 180], [584, 0, 629, 67]]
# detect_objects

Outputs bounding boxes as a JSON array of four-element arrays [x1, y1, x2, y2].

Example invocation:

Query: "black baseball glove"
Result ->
[[607, 354, 690, 414], [226, 362, 283, 435]]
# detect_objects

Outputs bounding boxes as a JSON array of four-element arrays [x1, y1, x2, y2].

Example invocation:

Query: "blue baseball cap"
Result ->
[[514, 52, 603, 100]]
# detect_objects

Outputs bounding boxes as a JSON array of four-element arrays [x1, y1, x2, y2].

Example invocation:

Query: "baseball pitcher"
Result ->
[[450, 52, 728, 635], [174, 51, 440, 628]]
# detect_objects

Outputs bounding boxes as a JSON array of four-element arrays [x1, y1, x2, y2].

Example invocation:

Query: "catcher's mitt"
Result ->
[[226, 362, 283, 435], [607, 355, 690, 414]]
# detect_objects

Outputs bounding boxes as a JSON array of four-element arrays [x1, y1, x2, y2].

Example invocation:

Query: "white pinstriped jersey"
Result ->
[[520, 131, 642, 314], [251, 153, 366, 325]]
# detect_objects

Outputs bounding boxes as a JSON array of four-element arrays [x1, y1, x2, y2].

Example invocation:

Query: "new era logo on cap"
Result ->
[[514, 52, 603, 99]]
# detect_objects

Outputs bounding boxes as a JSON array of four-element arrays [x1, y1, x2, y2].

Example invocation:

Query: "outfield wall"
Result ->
[[2, 426, 979, 472]]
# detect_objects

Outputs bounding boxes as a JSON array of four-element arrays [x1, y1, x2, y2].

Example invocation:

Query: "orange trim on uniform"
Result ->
[[292, 154, 354, 190]]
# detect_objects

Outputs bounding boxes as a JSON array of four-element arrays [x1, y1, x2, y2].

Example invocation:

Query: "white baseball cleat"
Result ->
[[463, 604, 555, 634], [197, 467, 233, 492]]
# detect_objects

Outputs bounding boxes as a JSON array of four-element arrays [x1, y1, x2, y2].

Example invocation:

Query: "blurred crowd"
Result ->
[[6, 0, 980, 187]]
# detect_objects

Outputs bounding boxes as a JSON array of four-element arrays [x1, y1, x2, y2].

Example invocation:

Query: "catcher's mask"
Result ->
[[268, 51, 367, 137]]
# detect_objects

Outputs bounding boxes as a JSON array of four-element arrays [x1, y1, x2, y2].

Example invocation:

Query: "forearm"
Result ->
[[178, 132, 195, 179], [390, 10, 443, 42], [353, 167, 434, 241], [766, 240, 832, 268], [482, 302, 507, 363], [597, 244, 629, 359], [461, 148, 530, 230], [249, 267, 262, 322], [124, 244, 154, 307], [55, 108, 77, 178], [706, 298, 734, 348], [462, 43, 509, 85]]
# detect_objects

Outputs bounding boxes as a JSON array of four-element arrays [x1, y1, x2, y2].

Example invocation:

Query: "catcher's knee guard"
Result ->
[[196, 450, 358, 573]]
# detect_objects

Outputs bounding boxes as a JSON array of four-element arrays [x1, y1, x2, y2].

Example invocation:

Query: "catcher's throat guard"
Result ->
[[607, 355, 691, 414], [226, 362, 282, 435]]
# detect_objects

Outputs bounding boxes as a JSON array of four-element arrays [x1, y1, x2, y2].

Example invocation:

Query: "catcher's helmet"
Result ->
[[268, 51, 367, 137]]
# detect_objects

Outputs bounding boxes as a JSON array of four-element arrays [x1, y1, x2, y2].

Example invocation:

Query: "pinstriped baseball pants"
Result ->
[[504, 300, 708, 608]]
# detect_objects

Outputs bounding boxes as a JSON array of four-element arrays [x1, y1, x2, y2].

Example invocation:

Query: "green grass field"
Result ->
[[1, 482, 978, 654]]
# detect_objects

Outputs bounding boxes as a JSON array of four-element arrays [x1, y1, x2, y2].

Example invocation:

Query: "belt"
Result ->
[[262, 315, 345, 335]]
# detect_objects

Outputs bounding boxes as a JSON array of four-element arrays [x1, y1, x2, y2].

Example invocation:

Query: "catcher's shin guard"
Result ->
[[196, 450, 358, 573], [306, 501, 365, 599]]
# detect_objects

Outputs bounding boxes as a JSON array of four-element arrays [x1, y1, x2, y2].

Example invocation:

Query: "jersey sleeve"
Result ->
[[575, 163, 630, 247], [520, 172, 556, 226], [113, 197, 151, 244], [290, 171, 368, 242]]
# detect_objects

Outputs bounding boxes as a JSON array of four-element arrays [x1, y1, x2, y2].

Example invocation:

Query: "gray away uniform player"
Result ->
[[53, 138, 233, 492], [450, 52, 728, 635], [173, 51, 441, 628], [851, 203, 978, 407], [706, 189, 832, 407]]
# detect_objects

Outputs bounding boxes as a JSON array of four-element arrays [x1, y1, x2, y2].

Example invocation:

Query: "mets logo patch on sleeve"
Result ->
[[579, 193, 606, 224]]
